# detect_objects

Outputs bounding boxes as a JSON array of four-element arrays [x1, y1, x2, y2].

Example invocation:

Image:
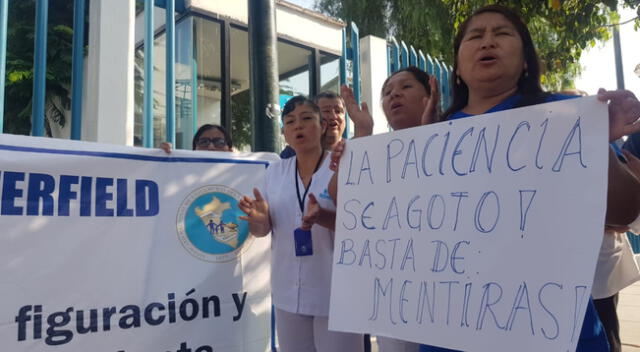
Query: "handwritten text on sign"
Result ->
[[329, 97, 608, 352]]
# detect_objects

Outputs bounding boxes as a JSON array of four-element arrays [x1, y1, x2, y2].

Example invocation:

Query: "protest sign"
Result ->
[[0, 134, 277, 352], [329, 96, 609, 351]]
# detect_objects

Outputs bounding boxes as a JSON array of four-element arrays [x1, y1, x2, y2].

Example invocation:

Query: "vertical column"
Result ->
[[84, 0, 135, 145], [613, 25, 625, 90], [310, 48, 320, 97], [360, 35, 390, 135], [248, 0, 279, 152]]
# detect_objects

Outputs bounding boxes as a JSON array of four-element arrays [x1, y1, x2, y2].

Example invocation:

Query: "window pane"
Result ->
[[277, 41, 312, 153], [320, 53, 340, 93], [134, 16, 222, 150], [192, 17, 222, 149], [230, 27, 252, 152], [134, 30, 170, 147], [174, 17, 195, 149], [278, 41, 311, 98]]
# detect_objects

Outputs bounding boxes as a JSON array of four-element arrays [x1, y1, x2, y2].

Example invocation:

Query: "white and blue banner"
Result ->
[[329, 96, 610, 351], [0, 134, 278, 352]]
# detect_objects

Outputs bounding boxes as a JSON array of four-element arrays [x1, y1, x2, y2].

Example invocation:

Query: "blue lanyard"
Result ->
[[294, 150, 324, 213]]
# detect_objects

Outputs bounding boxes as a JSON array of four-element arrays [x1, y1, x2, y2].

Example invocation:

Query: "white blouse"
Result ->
[[592, 212, 640, 299], [261, 153, 336, 316]]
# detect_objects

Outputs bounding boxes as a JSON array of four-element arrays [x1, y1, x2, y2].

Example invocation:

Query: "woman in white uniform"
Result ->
[[239, 95, 363, 352], [593, 148, 640, 352]]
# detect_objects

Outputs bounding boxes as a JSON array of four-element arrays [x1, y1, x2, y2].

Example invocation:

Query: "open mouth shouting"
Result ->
[[478, 55, 498, 64], [390, 102, 403, 113]]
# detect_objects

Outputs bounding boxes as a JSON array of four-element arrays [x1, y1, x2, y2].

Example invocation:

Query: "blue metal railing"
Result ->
[[143, 0, 154, 147], [0, 0, 86, 138], [165, 0, 176, 146], [388, 37, 400, 74], [409, 46, 417, 67], [340, 22, 360, 138], [351, 22, 360, 111], [426, 53, 434, 74], [70, 0, 86, 140], [629, 232, 640, 254], [400, 41, 408, 68], [386, 37, 452, 111], [418, 50, 426, 72], [31, 0, 48, 137], [340, 27, 347, 86]]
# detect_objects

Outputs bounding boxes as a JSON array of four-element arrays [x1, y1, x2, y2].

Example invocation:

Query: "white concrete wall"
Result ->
[[84, 0, 135, 145], [360, 35, 391, 135], [275, 4, 342, 53], [187, 0, 343, 54], [188, 0, 247, 23]]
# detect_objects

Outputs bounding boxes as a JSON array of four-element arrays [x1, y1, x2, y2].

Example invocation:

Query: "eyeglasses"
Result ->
[[196, 137, 227, 148]]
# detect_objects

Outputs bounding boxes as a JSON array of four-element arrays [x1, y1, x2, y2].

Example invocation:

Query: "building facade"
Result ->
[[133, 1, 344, 150]]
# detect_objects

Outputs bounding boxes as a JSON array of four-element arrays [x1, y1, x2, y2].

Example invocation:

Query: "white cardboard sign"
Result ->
[[329, 96, 609, 351]]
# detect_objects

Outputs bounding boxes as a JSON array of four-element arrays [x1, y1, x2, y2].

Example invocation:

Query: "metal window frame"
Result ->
[[135, 8, 341, 148]]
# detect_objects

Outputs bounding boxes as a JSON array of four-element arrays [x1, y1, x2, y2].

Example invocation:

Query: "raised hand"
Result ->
[[301, 193, 320, 230], [160, 142, 173, 154], [301, 192, 336, 231], [341, 85, 373, 138], [597, 89, 640, 141], [329, 139, 346, 172], [238, 188, 271, 236], [421, 75, 441, 125]]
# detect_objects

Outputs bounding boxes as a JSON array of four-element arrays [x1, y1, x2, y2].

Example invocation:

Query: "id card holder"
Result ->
[[294, 228, 313, 256]]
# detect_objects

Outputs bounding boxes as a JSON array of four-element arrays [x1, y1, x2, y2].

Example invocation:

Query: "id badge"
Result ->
[[294, 228, 313, 256]]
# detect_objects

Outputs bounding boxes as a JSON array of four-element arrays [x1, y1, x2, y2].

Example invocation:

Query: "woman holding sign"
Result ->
[[338, 66, 441, 352], [334, 5, 640, 351], [238, 96, 363, 352], [336, 69, 456, 352], [439, 5, 640, 351], [329, 65, 440, 200], [442, 5, 640, 225]]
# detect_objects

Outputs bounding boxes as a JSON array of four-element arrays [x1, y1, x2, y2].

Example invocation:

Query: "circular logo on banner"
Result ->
[[177, 185, 253, 262]]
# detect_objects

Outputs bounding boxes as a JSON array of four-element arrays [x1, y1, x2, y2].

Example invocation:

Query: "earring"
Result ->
[[456, 76, 461, 85], [524, 69, 529, 78]]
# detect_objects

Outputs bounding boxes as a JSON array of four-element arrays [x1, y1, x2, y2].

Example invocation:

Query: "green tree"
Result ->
[[4, 0, 80, 136], [315, 0, 637, 91]]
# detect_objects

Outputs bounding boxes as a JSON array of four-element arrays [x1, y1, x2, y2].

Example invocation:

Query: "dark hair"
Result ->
[[191, 124, 233, 150], [281, 95, 321, 119], [314, 91, 344, 106], [381, 66, 432, 98], [443, 5, 545, 119]]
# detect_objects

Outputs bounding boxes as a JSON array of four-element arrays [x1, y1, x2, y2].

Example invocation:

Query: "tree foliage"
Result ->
[[4, 0, 81, 135], [315, 0, 636, 91]]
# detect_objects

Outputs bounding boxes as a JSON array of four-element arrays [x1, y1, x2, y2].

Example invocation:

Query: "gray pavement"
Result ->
[[620, 255, 640, 352]]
